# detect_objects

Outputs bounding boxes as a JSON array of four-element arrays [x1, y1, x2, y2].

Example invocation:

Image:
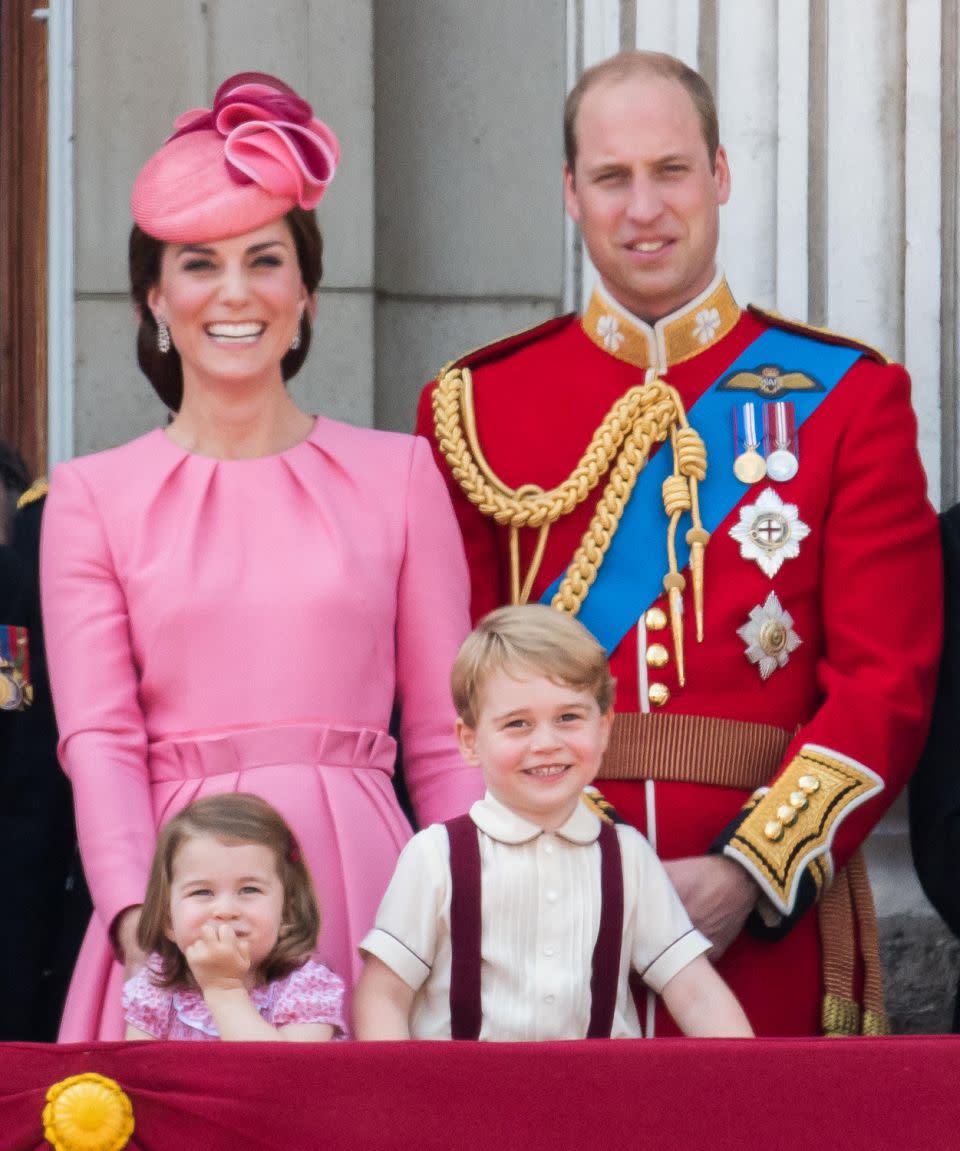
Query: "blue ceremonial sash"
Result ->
[[541, 328, 862, 652]]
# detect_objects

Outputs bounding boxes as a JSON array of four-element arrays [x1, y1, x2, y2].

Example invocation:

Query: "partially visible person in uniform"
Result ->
[[417, 50, 941, 1036], [0, 453, 91, 1041], [909, 503, 960, 1031]]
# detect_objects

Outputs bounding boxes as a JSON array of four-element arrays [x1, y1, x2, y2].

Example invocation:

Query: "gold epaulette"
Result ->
[[16, 478, 48, 510], [747, 305, 890, 365], [442, 313, 575, 375]]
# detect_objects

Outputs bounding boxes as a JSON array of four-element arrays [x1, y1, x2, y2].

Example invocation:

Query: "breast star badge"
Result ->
[[737, 591, 802, 680], [729, 488, 810, 577]]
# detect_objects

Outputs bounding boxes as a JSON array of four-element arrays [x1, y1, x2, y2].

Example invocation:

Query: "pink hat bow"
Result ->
[[169, 74, 340, 209], [131, 72, 340, 242]]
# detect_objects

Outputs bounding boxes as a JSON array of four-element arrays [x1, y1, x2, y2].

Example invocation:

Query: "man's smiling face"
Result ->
[[564, 72, 730, 324]]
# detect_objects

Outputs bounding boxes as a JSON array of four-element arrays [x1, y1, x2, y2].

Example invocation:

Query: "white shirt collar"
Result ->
[[470, 790, 601, 846]]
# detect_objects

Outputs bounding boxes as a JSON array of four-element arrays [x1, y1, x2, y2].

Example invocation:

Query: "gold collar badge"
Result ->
[[582, 277, 740, 371]]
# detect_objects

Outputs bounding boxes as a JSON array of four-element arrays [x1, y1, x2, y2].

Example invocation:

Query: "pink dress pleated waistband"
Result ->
[[148, 723, 398, 781]]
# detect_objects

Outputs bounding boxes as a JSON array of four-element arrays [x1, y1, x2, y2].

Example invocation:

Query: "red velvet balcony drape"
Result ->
[[3, 1037, 959, 1150]]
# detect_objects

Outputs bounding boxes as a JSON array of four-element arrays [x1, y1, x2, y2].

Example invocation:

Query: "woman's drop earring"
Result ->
[[156, 317, 171, 354]]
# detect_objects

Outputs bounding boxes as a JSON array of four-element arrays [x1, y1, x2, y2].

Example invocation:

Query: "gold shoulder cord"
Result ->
[[433, 364, 709, 684]]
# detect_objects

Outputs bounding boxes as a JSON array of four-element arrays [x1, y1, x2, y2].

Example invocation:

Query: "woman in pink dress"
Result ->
[[41, 73, 482, 1040]]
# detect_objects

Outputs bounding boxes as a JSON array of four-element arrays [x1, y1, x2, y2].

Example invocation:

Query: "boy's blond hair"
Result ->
[[452, 604, 615, 727]]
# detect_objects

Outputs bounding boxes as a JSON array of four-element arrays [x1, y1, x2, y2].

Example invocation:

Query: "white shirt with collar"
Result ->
[[360, 792, 710, 1040]]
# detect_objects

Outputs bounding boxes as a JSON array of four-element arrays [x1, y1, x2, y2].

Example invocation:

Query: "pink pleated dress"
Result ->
[[40, 419, 483, 1040]]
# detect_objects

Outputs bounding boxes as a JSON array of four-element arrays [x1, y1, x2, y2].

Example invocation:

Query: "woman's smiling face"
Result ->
[[147, 217, 308, 396]]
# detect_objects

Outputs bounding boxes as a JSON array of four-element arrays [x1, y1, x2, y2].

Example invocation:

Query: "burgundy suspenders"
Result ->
[[446, 814, 483, 1040], [445, 814, 624, 1040]]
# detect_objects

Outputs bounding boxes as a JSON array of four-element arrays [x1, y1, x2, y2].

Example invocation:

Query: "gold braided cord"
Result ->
[[550, 395, 691, 611], [435, 364, 673, 526], [432, 364, 709, 672]]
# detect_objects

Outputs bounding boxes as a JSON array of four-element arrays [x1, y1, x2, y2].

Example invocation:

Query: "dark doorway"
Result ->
[[0, 2, 48, 480]]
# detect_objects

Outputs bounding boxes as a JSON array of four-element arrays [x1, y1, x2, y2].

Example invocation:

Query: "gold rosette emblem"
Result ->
[[42, 1073, 134, 1151]]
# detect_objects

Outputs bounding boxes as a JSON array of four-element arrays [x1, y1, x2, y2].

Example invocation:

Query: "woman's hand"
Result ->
[[115, 905, 147, 980], [185, 922, 252, 992]]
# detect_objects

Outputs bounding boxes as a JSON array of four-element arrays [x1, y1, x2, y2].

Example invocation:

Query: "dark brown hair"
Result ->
[[137, 792, 320, 989], [452, 604, 615, 728], [129, 206, 323, 411], [564, 50, 720, 175]]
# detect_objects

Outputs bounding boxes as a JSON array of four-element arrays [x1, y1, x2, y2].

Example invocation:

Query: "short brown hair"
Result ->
[[452, 604, 615, 728], [129, 206, 323, 412], [564, 50, 720, 174], [137, 793, 320, 989]]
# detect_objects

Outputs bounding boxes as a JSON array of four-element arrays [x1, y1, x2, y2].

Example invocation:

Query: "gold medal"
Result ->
[[733, 449, 767, 484], [0, 672, 18, 711], [733, 401, 766, 484]]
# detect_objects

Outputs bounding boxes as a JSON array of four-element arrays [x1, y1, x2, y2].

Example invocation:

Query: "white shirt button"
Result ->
[[544, 945, 555, 957], [543, 841, 555, 855], [544, 994, 556, 1004], [545, 890, 558, 903]]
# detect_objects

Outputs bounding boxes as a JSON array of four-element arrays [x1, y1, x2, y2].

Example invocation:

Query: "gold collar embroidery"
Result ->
[[582, 275, 741, 371]]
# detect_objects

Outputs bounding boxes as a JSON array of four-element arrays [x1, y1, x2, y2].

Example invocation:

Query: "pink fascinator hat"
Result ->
[[131, 72, 340, 242]]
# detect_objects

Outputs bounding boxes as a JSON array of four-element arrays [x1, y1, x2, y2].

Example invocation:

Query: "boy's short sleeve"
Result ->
[[359, 825, 450, 991], [123, 964, 174, 1038], [621, 827, 712, 994]]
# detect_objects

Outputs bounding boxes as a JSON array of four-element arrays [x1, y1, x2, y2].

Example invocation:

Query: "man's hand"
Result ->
[[185, 923, 252, 992], [663, 855, 759, 959]]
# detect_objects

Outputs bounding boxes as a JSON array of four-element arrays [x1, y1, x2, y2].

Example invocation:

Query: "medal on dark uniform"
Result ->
[[733, 401, 767, 484], [0, 673, 16, 710], [764, 401, 799, 481], [0, 625, 31, 711], [0, 671, 23, 711]]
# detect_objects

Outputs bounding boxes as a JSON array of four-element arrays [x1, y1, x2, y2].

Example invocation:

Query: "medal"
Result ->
[[764, 401, 799, 481], [0, 671, 23, 711], [729, 488, 811, 577], [737, 591, 803, 680], [733, 402, 767, 484], [0, 625, 31, 711], [0, 673, 15, 710]]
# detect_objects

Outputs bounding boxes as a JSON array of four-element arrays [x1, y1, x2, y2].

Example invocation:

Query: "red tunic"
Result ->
[[416, 278, 941, 1035]]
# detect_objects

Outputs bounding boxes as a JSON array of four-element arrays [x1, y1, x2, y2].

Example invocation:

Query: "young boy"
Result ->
[[353, 604, 753, 1040]]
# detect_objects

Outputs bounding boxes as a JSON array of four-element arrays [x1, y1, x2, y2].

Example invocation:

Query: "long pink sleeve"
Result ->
[[41, 462, 156, 934], [395, 437, 484, 825]]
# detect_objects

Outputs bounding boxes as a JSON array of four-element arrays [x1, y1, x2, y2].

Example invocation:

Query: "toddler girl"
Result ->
[[124, 793, 344, 1041]]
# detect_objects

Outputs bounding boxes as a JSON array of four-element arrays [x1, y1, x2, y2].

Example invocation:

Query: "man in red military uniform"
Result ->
[[416, 50, 941, 1036]]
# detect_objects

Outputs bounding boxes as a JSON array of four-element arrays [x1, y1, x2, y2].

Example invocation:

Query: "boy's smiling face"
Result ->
[[456, 665, 613, 831]]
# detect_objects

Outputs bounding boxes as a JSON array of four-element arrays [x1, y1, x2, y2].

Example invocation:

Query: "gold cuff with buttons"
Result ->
[[722, 745, 883, 916]]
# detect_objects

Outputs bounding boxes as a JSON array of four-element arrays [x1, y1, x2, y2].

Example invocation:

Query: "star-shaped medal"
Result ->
[[737, 591, 802, 680], [729, 488, 810, 578]]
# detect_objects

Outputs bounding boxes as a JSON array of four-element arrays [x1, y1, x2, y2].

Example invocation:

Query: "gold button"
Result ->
[[764, 820, 784, 842], [646, 643, 670, 668], [648, 683, 670, 708], [777, 804, 798, 826], [798, 774, 821, 794], [645, 607, 668, 631], [789, 790, 808, 810]]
